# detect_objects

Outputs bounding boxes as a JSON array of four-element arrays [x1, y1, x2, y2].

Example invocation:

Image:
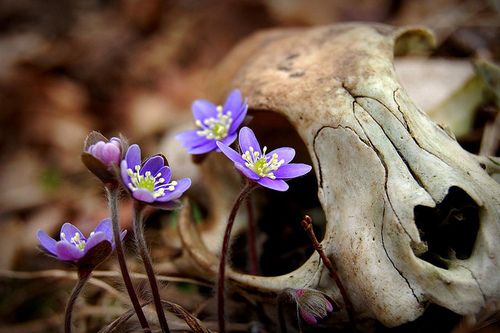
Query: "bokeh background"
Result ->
[[0, 0, 498, 332]]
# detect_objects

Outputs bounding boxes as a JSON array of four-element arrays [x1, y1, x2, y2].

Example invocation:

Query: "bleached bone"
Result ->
[[168, 23, 500, 327]]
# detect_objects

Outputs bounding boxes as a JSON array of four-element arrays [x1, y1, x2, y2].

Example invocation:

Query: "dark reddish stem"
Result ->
[[105, 185, 151, 333], [218, 181, 257, 333], [300, 215, 355, 329], [133, 202, 170, 333], [64, 270, 91, 333], [246, 196, 259, 275]]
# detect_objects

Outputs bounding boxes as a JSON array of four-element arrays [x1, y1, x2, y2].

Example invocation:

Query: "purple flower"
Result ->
[[87, 137, 122, 167], [216, 127, 312, 191], [120, 144, 191, 209], [176, 89, 248, 154], [82, 131, 127, 183], [288, 288, 335, 325], [37, 219, 125, 264]]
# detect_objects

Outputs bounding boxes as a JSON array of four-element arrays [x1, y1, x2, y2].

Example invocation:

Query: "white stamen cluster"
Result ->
[[127, 165, 177, 198], [62, 232, 86, 251], [242, 146, 284, 179], [196, 106, 232, 140]]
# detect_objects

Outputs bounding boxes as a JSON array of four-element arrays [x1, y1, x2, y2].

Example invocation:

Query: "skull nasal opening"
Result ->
[[230, 110, 326, 276], [414, 186, 480, 269]]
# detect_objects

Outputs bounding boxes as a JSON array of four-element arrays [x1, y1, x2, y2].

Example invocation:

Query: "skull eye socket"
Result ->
[[230, 110, 326, 276], [414, 186, 480, 269]]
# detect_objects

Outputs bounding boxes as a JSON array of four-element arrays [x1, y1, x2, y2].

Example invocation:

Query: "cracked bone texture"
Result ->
[[170, 23, 500, 327]]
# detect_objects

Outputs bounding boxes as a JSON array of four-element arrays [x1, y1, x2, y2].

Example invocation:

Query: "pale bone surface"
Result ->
[[169, 23, 500, 327]]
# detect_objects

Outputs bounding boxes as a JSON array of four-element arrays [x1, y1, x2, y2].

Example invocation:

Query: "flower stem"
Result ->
[[105, 185, 151, 333], [300, 215, 355, 329], [218, 181, 257, 333], [64, 270, 91, 333], [246, 196, 259, 275], [133, 202, 170, 333]]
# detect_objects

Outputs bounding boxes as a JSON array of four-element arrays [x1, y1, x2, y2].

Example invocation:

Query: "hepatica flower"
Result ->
[[88, 137, 122, 167], [287, 288, 335, 325], [216, 127, 312, 191], [37, 219, 125, 266], [120, 144, 191, 209], [176, 89, 248, 154], [82, 131, 126, 183]]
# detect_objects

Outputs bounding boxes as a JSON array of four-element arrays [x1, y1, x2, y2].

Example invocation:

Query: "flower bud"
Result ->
[[285, 288, 336, 325], [87, 137, 121, 167], [82, 131, 127, 184]]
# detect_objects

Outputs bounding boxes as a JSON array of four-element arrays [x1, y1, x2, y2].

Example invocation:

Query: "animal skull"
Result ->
[[167, 23, 500, 327]]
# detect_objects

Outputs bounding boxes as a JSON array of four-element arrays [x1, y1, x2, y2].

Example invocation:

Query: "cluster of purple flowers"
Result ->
[[39, 133, 191, 268], [37, 88, 330, 333]]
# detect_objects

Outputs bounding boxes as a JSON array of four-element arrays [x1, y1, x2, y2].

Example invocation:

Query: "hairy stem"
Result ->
[[64, 271, 91, 333], [218, 182, 257, 333], [301, 215, 355, 329], [133, 202, 170, 333], [246, 196, 259, 275], [105, 185, 151, 333]]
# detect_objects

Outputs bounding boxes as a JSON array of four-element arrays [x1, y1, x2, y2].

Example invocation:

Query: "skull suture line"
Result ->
[[166, 23, 500, 327]]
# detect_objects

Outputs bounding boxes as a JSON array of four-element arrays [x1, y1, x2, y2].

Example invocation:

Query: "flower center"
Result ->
[[196, 106, 232, 140], [127, 165, 177, 198], [242, 146, 284, 179], [62, 232, 87, 251]]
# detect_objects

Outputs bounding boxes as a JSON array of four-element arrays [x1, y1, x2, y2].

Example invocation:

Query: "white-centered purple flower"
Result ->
[[216, 127, 312, 191], [176, 89, 248, 154], [87, 137, 122, 167], [288, 288, 335, 325], [37, 219, 125, 263], [120, 144, 191, 209]]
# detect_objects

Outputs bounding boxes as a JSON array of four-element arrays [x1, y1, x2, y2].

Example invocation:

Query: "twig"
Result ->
[[300, 215, 355, 329], [0, 269, 210, 287]]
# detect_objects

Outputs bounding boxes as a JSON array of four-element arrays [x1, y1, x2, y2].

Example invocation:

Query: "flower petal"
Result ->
[[257, 178, 289, 191], [61, 223, 85, 242], [120, 160, 131, 186], [157, 166, 171, 184], [216, 141, 245, 165], [176, 130, 207, 148], [100, 143, 121, 166], [235, 162, 259, 180], [188, 140, 217, 154], [223, 89, 242, 114], [267, 147, 295, 164], [55, 241, 84, 261], [141, 155, 164, 176], [132, 189, 155, 203], [94, 218, 113, 243], [238, 127, 261, 155], [192, 99, 217, 121], [300, 308, 318, 325], [84, 231, 109, 254], [228, 102, 248, 133], [37, 230, 57, 255], [325, 299, 334, 312], [274, 163, 312, 179], [157, 178, 191, 202], [126, 144, 141, 169], [219, 132, 238, 147]]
